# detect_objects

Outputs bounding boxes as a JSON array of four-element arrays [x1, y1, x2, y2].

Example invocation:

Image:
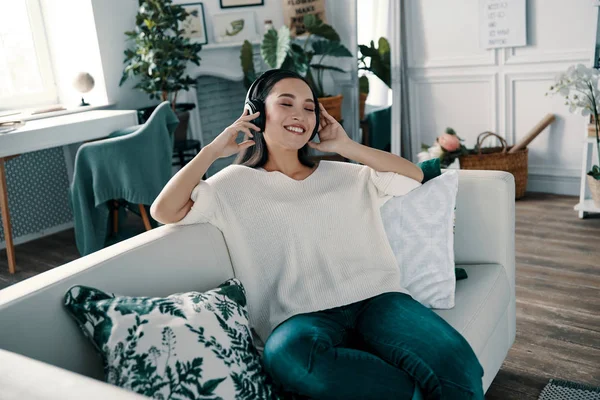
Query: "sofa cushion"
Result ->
[[434, 263, 511, 355], [63, 278, 279, 399], [381, 170, 459, 308]]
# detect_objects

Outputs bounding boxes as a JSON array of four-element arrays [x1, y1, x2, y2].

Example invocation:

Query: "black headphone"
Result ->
[[244, 69, 320, 141]]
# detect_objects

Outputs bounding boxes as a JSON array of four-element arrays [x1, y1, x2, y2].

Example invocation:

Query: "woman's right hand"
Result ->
[[208, 109, 261, 159]]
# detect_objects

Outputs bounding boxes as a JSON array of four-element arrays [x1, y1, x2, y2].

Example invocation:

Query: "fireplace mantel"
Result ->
[[187, 40, 262, 82]]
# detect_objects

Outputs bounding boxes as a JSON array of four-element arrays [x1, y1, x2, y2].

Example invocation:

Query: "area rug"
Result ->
[[538, 379, 600, 400]]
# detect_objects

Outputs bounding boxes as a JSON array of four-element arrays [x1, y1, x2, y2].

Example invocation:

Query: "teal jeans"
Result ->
[[262, 292, 484, 400]]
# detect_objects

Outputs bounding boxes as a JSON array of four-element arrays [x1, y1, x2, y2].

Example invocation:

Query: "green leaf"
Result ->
[[359, 75, 369, 94], [303, 14, 340, 41], [311, 40, 353, 57], [200, 377, 227, 394], [281, 43, 309, 76], [358, 43, 378, 57], [378, 37, 390, 56], [240, 40, 255, 74], [260, 26, 290, 68]]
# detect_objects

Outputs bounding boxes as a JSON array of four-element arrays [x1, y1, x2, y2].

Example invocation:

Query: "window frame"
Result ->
[[0, 0, 58, 111]]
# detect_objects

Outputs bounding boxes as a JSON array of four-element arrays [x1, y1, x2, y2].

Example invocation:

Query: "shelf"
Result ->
[[586, 136, 599, 143], [574, 199, 600, 213]]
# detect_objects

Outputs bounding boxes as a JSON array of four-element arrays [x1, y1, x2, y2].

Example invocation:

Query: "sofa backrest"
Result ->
[[0, 223, 234, 380]]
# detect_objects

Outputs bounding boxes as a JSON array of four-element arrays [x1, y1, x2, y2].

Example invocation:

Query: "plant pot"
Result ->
[[587, 174, 600, 208], [359, 92, 368, 121], [318, 94, 343, 122]]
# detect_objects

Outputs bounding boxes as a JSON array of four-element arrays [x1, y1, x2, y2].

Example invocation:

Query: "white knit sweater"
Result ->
[[172, 160, 422, 343]]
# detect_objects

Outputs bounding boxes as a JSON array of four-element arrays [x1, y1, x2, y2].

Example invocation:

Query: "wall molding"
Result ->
[[504, 71, 559, 146], [529, 165, 580, 178], [408, 73, 498, 159], [409, 52, 497, 69], [527, 173, 580, 195], [503, 47, 591, 65]]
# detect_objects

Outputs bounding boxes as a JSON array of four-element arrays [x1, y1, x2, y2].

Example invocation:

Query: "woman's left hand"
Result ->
[[307, 103, 353, 154]]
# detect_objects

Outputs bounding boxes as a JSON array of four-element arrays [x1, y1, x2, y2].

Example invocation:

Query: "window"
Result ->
[[0, 0, 57, 111]]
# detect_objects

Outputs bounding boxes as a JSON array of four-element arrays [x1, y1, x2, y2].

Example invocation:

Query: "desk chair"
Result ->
[[70, 101, 179, 256]]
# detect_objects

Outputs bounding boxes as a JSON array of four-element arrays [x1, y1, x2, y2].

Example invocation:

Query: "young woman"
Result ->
[[150, 69, 484, 400]]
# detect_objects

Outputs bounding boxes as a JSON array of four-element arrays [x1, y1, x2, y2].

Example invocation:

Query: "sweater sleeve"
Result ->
[[369, 167, 422, 207], [170, 180, 219, 226]]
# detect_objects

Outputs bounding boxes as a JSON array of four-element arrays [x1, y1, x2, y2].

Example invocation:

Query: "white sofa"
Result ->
[[0, 169, 516, 400]]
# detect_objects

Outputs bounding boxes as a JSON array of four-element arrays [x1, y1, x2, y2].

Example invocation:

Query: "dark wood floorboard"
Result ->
[[1, 192, 599, 399], [485, 192, 600, 400]]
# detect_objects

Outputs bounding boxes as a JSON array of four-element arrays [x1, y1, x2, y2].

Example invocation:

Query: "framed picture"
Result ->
[[219, 0, 264, 8], [212, 11, 258, 43], [180, 2, 208, 45]]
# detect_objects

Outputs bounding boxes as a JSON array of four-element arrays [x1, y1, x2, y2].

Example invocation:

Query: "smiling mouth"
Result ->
[[284, 125, 306, 135]]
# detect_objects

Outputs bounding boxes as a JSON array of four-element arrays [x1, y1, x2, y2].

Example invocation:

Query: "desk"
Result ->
[[0, 110, 138, 274]]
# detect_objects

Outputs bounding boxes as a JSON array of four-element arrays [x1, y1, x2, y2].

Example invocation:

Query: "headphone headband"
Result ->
[[244, 69, 282, 106]]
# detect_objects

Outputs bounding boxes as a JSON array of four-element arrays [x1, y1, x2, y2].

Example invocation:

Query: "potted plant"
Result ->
[[548, 64, 600, 207], [240, 14, 353, 122], [418, 128, 469, 168], [358, 37, 390, 120], [119, 0, 204, 141]]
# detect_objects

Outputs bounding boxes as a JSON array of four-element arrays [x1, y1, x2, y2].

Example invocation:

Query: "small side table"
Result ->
[[574, 135, 600, 218]]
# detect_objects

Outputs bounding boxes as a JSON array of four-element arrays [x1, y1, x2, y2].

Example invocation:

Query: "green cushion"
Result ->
[[416, 158, 442, 184], [63, 278, 279, 399], [455, 267, 468, 281]]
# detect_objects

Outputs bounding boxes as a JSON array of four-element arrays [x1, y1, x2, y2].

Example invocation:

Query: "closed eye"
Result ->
[[280, 103, 315, 112]]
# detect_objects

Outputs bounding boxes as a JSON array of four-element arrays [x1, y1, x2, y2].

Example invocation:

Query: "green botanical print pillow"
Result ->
[[64, 278, 280, 400]]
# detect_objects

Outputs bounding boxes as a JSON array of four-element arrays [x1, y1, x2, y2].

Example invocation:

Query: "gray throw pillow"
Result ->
[[381, 170, 459, 308]]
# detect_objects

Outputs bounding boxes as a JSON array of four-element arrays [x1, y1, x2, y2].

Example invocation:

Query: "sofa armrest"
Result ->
[[0, 348, 146, 400], [450, 169, 516, 336], [450, 170, 515, 288], [0, 223, 234, 379]]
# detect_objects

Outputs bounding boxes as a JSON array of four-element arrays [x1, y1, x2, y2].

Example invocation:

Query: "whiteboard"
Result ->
[[480, 0, 527, 49]]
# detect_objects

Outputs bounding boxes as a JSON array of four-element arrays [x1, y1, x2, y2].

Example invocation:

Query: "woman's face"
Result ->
[[263, 78, 317, 150]]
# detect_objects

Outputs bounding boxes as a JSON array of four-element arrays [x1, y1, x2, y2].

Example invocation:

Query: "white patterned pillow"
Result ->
[[380, 170, 459, 309], [64, 278, 280, 400]]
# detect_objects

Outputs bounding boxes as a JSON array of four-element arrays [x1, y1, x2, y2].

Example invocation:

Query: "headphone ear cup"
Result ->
[[246, 99, 265, 131]]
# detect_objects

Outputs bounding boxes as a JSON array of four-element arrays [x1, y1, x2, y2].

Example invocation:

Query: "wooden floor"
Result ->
[[1, 192, 599, 398], [486, 193, 600, 399]]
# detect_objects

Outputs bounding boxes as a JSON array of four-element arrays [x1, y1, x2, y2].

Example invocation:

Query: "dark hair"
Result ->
[[233, 69, 320, 169]]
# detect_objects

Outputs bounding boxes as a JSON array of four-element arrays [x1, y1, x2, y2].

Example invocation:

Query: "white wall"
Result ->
[[405, 0, 598, 195], [40, 0, 108, 108], [91, 0, 156, 110], [90, 0, 358, 138]]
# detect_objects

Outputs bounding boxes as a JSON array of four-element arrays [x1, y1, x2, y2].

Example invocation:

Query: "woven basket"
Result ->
[[587, 175, 600, 208], [458, 131, 528, 199]]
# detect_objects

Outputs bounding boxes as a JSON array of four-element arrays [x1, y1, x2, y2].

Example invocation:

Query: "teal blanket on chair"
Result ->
[[69, 101, 179, 256]]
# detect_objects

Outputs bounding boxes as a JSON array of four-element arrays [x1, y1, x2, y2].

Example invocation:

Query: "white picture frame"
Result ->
[[180, 2, 208, 45], [479, 0, 527, 49], [212, 11, 258, 43]]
